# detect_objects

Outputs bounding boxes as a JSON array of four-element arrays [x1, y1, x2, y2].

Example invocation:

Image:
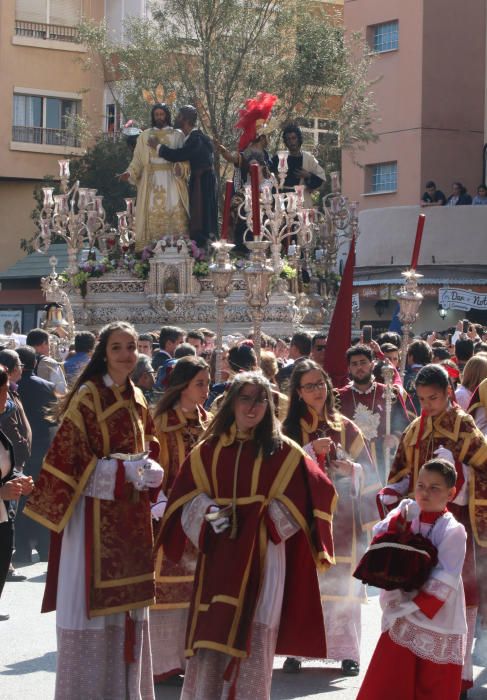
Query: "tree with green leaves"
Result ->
[[79, 0, 376, 187]]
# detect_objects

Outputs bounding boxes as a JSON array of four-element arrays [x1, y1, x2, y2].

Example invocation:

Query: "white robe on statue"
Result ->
[[128, 126, 190, 249]]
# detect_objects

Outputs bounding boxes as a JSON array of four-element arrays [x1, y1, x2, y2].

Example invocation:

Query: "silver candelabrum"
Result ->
[[396, 269, 424, 378], [243, 240, 274, 363], [34, 158, 136, 276], [307, 171, 359, 323], [209, 241, 236, 382], [35, 160, 106, 276]]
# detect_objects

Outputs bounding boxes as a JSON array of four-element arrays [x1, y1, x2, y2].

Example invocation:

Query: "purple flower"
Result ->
[[141, 249, 150, 261]]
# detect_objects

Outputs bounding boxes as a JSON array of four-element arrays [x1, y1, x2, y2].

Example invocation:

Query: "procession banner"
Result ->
[[439, 288, 487, 311]]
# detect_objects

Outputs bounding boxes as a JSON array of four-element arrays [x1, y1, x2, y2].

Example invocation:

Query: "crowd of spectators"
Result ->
[[421, 180, 487, 207]]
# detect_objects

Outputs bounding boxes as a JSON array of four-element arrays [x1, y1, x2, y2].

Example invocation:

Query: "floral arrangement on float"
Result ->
[[63, 235, 210, 296]]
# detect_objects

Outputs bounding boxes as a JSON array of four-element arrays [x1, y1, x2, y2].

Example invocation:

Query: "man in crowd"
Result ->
[[276, 331, 312, 393], [455, 337, 475, 372], [63, 331, 96, 386], [310, 332, 327, 365], [198, 328, 216, 352], [137, 333, 154, 358], [380, 342, 400, 369], [186, 329, 205, 355], [420, 179, 446, 207], [149, 105, 218, 250], [338, 344, 410, 482], [152, 325, 184, 372], [25, 328, 67, 395]]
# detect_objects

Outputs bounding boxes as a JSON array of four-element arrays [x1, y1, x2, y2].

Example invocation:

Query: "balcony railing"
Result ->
[[14, 20, 79, 43], [12, 125, 80, 148]]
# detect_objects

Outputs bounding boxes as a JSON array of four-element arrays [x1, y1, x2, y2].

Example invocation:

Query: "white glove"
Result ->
[[379, 491, 400, 506], [207, 505, 231, 534], [434, 446, 455, 464], [123, 458, 164, 491], [151, 496, 168, 521], [400, 499, 420, 522]]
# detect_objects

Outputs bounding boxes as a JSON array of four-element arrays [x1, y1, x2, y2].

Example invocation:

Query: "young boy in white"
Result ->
[[358, 459, 467, 700]]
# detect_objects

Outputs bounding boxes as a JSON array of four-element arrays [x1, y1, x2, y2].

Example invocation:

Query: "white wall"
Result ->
[[356, 205, 487, 268]]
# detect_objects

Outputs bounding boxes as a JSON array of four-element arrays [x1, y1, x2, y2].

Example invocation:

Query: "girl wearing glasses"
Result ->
[[282, 359, 381, 677], [150, 356, 210, 685], [156, 371, 336, 700]]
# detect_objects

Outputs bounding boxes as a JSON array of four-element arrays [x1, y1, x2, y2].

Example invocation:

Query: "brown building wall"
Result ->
[[342, 0, 485, 209], [420, 0, 485, 194], [0, 0, 105, 271]]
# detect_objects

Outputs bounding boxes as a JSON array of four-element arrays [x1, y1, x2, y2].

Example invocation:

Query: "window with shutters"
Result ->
[[12, 93, 81, 147], [15, 0, 81, 42]]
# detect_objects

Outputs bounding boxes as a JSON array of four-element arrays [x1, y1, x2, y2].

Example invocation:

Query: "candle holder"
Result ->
[[40, 256, 76, 361], [396, 269, 424, 378], [209, 241, 236, 382], [117, 198, 136, 251], [243, 240, 274, 362], [35, 159, 106, 277], [238, 183, 314, 274]]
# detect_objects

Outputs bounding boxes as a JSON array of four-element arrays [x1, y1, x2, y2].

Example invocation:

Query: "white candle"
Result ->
[[58, 160, 70, 178]]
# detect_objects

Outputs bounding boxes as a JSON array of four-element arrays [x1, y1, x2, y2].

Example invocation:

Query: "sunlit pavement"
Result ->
[[1, 562, 485, 700]]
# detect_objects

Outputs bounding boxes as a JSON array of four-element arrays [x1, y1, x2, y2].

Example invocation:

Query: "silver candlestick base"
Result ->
[[397, 269, 424, 379], [243, 240, 273, 363], [209, 241, 235, 382]]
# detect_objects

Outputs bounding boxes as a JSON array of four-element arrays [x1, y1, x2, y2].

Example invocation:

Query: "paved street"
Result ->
[[1, 560, 486, 699]]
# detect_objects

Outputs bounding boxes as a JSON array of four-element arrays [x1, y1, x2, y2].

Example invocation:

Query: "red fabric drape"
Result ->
[[323, 236, 356, 388]]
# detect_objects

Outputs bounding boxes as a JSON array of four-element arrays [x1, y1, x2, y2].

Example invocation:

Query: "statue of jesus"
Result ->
[[119, 103, 189, 249]]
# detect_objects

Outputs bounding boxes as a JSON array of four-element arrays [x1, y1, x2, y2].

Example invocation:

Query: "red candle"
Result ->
[[410, 213, 426, 269], [221, 179, 233, 240], [250, 162, 261, 239]]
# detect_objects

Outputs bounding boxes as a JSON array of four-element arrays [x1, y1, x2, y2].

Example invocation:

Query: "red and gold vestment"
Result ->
[[157, 424, 336, 661], [24, 375, 159, 617]]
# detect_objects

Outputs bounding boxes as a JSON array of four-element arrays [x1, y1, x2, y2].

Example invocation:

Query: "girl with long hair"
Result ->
[[282, 359, 381, 677], [150, 356, 210, 685], [24, 321, 164, 700], [156, 371, 336, 700]]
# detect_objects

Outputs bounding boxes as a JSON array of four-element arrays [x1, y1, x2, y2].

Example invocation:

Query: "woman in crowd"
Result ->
[[0, 364, 33, 619], [455, 353, 487, 410], [282, 359, 381, 676], [150, 356, 210, 685], [24, 321, 164, 700], [157, 371, 336, 700], [446, 181, 472, 206]]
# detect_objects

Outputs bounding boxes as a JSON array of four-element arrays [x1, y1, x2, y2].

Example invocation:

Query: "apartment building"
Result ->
[[342, 0, 486, 209], [0, 0, 106, 276]]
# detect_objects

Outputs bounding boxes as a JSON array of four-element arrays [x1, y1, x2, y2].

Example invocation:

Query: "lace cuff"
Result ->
[[83, 458, 117, 500], [182, 493, 215, 548], [303, 441, 317, 461], [268, 500, 300, 541], [422, 577, 453, 601]]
